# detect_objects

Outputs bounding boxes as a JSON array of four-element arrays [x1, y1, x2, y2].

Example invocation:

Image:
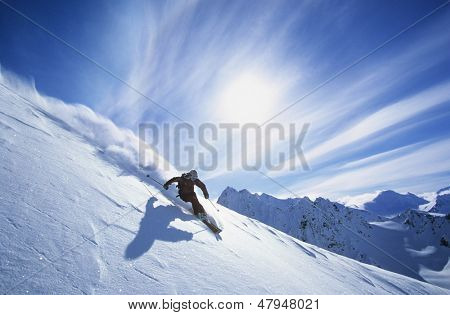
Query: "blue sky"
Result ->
[[1, 0, 449, 199]]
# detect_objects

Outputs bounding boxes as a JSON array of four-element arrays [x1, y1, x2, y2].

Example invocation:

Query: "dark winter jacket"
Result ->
[[164, 176, 209, 199]]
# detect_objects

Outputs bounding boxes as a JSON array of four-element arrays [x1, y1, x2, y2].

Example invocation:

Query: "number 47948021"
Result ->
[[257, 298, 319, 310]]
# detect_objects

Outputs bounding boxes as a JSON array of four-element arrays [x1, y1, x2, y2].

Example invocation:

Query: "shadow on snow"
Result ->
[[125, 197, 194, 260]]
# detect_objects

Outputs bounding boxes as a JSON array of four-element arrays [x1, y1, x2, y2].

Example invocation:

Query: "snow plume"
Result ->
[[0, 67, 174, 181]]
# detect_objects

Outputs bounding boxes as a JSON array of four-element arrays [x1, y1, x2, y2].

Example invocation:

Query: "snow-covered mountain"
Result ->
[[340, 190, 430, 216], [431, 194, 450, 214], [1, 72, 449, 294], [341, 188, 450, 216], [420, 186, 450, 215], [218, 187, 450, 289], [362, 190, 429, 216]]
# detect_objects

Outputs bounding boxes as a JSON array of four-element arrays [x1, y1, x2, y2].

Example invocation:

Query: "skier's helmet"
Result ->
[[187, 169, 198, 180]]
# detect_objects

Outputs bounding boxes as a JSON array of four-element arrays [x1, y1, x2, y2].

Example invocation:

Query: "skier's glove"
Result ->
[[163, 184, 169, 190], [204, 193, 209, 199]]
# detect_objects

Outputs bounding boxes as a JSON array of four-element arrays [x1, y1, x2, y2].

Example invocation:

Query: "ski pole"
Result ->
[[146, 174, 164, 186], [208, 199, 220, 212]]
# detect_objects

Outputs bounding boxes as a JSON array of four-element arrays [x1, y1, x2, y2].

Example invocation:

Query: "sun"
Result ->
[[215, 71, 281, 124]]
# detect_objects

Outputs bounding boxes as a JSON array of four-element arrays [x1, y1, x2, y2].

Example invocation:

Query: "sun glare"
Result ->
[[215, 71, 281, 124]]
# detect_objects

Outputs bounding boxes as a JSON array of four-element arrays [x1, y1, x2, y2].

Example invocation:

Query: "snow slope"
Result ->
[[218, 187, 450, 289], [0, 76, 448, 294]]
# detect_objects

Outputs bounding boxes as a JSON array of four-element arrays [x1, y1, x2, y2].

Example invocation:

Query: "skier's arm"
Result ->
[[163, 177, 180, 189], [195, 179, 209, 199]]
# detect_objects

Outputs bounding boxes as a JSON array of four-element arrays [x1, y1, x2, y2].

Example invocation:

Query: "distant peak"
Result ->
[[218, 186, 253, 198], [378, 190, 399, 196], [239, 188, 251, 194], [437, 185, 450, 195], [223, 186, 237, 193]]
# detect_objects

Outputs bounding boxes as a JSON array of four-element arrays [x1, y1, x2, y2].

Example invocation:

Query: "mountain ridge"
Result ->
[[218, 186, 450, 289]]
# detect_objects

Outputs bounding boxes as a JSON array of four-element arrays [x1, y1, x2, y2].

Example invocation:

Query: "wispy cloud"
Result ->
[[306, 81, 450, 162], [292, 138, 450, 198], [118, 1, 449, 198], [99, 0, 319, 127]]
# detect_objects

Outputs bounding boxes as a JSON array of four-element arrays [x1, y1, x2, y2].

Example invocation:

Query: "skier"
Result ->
[[163, 170, 209, 220]]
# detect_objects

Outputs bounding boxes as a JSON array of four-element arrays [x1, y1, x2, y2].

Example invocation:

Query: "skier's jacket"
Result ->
[[164, 174, 209, 200]]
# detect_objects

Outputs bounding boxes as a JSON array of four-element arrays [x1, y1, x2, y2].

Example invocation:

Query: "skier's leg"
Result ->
[[190, 194, 206, 216]]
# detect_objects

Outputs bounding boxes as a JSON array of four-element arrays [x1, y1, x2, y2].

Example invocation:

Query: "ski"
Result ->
[[184, 207, 222, 234], [201, 218, 222, 234]]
